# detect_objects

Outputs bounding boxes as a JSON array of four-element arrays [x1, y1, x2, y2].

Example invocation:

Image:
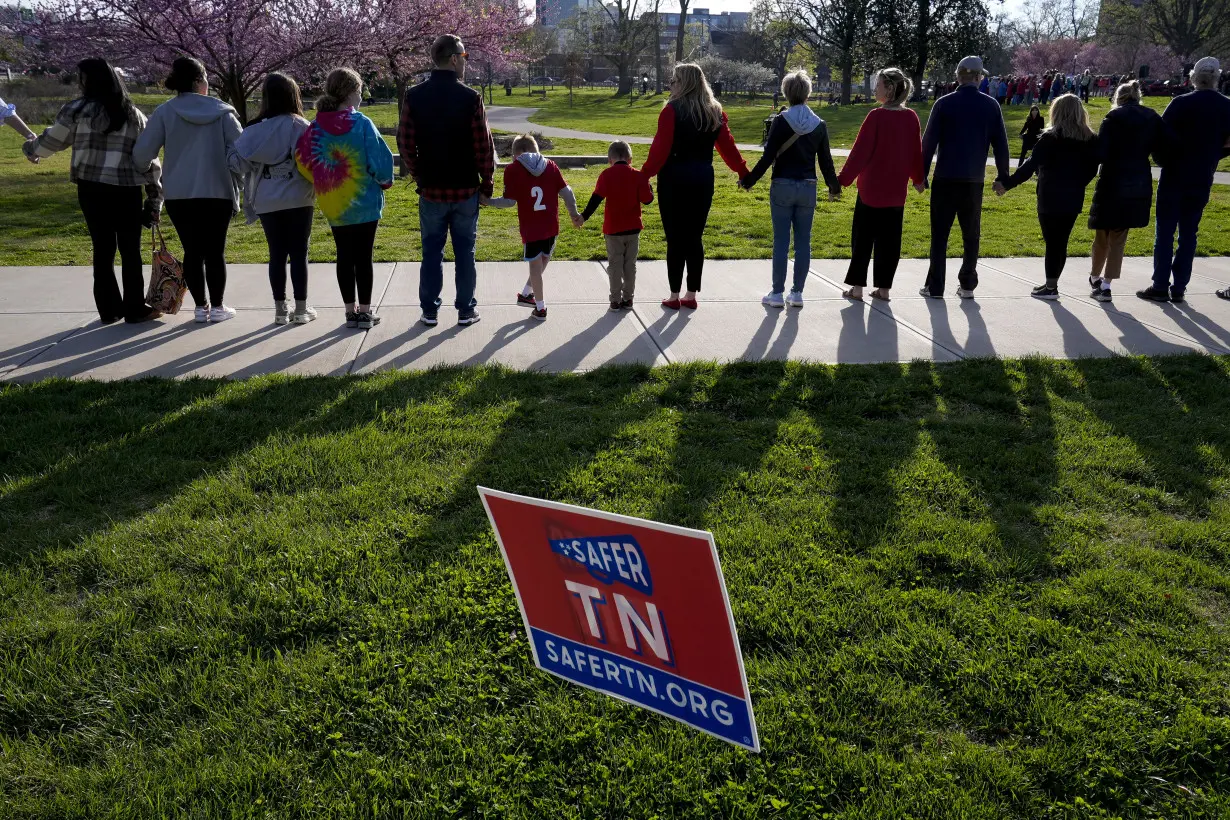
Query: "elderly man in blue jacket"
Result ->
[[920, 56, 1012, 299], [1140, 57, 1230, 303]]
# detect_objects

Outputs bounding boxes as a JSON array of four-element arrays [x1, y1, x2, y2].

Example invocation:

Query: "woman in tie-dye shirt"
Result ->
[[296, 68, 395, 330]]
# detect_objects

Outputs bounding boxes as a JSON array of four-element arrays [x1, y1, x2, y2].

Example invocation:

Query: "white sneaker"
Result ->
[[786, 290, 804, 308], [761, 291, 785, 308], [194, 305, 210, 323], [956, 287, 976, 299], [292, 305, 318, 324], [209, 305, 236, 323], [918, 287, 942, 299], [274, 301, 290, 326]]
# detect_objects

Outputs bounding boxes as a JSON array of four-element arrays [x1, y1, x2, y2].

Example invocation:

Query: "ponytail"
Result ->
[[878, 67, 913, 107], [316, 67, 362, 113]]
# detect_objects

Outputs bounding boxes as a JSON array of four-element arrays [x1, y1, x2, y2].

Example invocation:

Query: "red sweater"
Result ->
[[837, 106, 924, 208], [641, 105, 749, 180], [592, 161, 654, 234]]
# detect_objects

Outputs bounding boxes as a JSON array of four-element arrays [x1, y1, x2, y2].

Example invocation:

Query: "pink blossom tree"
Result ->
[[28, 0, 361, 123], [1012, 38, 1083, 76], [360, 0, 528, 114]]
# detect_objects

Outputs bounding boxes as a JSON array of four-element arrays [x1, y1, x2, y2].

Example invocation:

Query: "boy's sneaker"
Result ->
[[956, 286, 976, 299], [274, 301, 290, 326], [1030, 284, 1060, 300], [918, 287, 942, 299], [1136, 286, 1170, 303], [292, 305, 317, 325], [516, 293, 536, 306], [458, 311, 481, 326], [619, 299, 634, 310], [1092, 287, 1112, 302], [531, 307, 547, 321], [357, 312, 381, 329], [346, 311, 360, 328], [1089, 275, 1102, 290], [194, 305, 210, 323], [761, 291, 785, 308], [610, 301, 622, 311], [786, 290, 804, 308], [1170, 288, 1185, 304], [209, 305, 236, 322]]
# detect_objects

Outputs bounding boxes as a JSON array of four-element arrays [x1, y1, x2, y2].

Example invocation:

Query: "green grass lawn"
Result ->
[[4, 135, 1230, 267], [2, 357, 1230, 817]]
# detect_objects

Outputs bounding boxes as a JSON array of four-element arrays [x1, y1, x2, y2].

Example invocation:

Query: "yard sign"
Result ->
[[478, 487, 760, 752]]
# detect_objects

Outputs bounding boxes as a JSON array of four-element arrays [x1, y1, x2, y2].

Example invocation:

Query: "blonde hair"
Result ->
[[1112, 80, 1141, 108], [608, 140, 632, 161], [877, 67, 913, 107], [1046, 93, 1095, 141], [669, 63, 723, 133], [316, 67, 362, 113], [511, 134, 539, 155], [781, 69, 812, 106]]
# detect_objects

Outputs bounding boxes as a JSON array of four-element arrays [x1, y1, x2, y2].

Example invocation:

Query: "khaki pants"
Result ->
[[605, 233, 639, 302], [1091, 229, 1129, 280]]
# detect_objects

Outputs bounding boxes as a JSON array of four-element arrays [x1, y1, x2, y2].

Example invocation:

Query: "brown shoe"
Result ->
[[126, 308, 163, 324]]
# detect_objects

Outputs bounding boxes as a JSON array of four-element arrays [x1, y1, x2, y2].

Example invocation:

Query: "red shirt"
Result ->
[[502, 159, 568, 244], [594, 162, 654, 234], [641, 105, 749, 180], [837, 106, 924, 208]]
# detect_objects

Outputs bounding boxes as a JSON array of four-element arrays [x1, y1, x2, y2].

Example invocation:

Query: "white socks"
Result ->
[[535, 299, 545, 310], [521, 283, 534, 298], [1101, 279, 1112, 290]]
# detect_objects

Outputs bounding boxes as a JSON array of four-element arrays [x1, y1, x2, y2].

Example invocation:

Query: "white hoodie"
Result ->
[[781, 104, 821, 136], [232, 114, 315, 221]]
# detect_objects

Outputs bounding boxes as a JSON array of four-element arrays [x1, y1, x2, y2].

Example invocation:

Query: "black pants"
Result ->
[[845, 196, 904, 288], [658, 162, 714, 293], [165, 198, 233, 308], [260, 206, 314, 301], [76, 181, 147, 322], [1019, 138, 1037, 164], [1039, 210, 1080, 282], [331, 221, 378, 305], [924, 178, 983, 296]]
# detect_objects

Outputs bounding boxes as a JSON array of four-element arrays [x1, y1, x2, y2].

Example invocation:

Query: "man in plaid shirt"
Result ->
[[398, 33, 495, 327]]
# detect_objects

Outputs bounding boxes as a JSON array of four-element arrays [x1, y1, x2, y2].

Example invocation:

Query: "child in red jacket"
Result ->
[[487, 134, 582, 321], [580, 140, 655, 310]]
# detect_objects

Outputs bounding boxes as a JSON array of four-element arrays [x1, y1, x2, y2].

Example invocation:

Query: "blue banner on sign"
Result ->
[[530, 627, 756, 751], [548, 536, 654, 595]]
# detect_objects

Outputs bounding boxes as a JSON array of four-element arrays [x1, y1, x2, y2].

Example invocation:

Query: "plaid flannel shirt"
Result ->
[[25, 99, 163, 208], [397, 91, 495, 202]]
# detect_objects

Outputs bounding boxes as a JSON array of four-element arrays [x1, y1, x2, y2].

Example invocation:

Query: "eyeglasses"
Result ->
[[456, 50, 468, 58]]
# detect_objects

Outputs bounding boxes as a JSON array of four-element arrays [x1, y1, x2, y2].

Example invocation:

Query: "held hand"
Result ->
[[571, 213, 584, 229], [828, 189, 840, 202], [992, 181, 1007, 196]]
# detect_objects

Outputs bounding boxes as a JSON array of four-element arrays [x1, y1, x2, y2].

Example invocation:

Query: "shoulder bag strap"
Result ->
[[771, 131, 803, 167]]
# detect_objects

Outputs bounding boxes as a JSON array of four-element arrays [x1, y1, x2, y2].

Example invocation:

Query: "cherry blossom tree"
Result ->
[[27, 0, 362, 123], [1012, 37, 1083, 75], [360, 0, 528, 114]]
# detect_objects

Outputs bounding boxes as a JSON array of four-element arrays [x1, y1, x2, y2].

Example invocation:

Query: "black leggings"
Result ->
[[1039, 210, 1080, 281], [845, 196, 904, 289], [331, 221, 378, 305], [165, 198, 233, 308], [260, 206, 314, 301], [77, 181, 147, 322], [1019, 138, 1037, 164], [658, 162, 714, 293]]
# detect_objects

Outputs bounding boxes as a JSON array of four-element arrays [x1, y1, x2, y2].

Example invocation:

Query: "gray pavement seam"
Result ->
[[806, 267, 967, 360], [605, 259, 673, 364]]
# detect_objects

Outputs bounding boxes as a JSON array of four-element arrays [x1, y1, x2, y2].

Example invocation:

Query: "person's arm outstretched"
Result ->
[[920, 102, 940, 184], [990, 103, 1011, 182], [1, 98, 36, 141], [363, 114, 395, 189], [396, 92, 418, 184], [741, 116, 786, 189], [814, 122, 839, 196], [837, 110, 877, 189], [641, 105, 676, 179], [715, 112, 749, 179], [24, 100, 80, 161], [474, 98, 495, 198]]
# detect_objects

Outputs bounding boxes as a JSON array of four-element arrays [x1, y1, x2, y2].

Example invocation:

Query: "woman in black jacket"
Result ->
[[997, 94, 1099, 299], [1086, 80, 1171, 301], [1019, 105, 1044, 163]]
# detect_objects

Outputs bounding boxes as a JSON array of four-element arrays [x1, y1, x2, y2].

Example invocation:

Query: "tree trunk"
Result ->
[[840, 56, 853, 105], [655, 15, 664, 92], [617, 57, 633, 96], [675, 0, 691, 62]]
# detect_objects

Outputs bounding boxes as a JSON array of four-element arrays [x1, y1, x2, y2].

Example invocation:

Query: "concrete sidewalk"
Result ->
[[2, 257, 1228, 381], [486, 106, 1230, 185]]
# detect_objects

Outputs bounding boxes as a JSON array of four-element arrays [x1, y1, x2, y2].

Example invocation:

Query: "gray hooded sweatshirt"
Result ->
[[134, 93, 243, 211], [232, 114, 315, 222]]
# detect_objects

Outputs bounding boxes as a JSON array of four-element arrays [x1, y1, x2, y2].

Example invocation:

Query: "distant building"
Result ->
[[536, 0, 580, 28]]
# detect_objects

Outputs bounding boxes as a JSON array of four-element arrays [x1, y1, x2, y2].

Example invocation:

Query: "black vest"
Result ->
[[666, 101, 721, 167], [405, 70, 482, 190]]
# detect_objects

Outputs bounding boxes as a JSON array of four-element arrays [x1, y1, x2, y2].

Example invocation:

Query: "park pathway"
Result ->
[[487, 106, 1230, 184], [2, 257, 1229, 381]]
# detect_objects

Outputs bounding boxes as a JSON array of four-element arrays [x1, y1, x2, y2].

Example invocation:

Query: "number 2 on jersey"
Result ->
[[530, 186, 547, 212]]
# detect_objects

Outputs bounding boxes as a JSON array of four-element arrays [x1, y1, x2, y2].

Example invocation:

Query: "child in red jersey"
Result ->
[[486, 134, 582, 320], [579, 140, 654, 310]]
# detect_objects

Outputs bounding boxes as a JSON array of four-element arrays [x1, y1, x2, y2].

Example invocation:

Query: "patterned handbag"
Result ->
[[146, 225, 187, 314]]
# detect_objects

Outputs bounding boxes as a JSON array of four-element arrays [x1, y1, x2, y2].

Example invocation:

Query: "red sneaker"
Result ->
[[661, 297, 681, 310], [679, 297, 698, 309], [516, 292, 536, 306]]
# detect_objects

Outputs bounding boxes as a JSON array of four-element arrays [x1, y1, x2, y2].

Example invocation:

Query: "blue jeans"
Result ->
[[769, 178, 816, 294], [1152, 183, 1207, 295], [419, 194, 479, 315]]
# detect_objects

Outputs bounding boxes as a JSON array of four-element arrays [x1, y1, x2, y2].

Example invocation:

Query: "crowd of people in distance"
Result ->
[[7, 41, 1230, 334]]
